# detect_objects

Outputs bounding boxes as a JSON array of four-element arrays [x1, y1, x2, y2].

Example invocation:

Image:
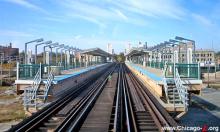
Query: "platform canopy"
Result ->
[[126, 47, 150, 56], [80, 48, 112, 57]]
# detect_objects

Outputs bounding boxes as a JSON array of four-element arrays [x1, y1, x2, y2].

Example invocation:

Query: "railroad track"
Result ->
[[9, 63, 178, 132], [9, 63, 116, 132], [109, 64, 178, 132]]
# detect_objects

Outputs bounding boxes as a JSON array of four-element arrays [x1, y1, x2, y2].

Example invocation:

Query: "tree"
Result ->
[[115, 52, 125, 62]]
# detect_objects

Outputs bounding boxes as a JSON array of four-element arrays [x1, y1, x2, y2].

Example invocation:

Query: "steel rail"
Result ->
[[9, 64, 114, 132], [113, 64, 122, 132], [55, 65, 117, 131], [121, 65, 138, 132], [126, 65, 178, 131]]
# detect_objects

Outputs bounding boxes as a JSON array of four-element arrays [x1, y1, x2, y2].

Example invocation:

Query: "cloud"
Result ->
[[191, 13, 213, 27], [56, 0, 150, 26], [111, 8, 128, 20], [0, 30, 33, 37], [4, 0, 49, 14], [67, 13, 106, 28], [110, 0, 186, 20]]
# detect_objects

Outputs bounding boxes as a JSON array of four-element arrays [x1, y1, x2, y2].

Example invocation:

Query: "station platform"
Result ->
[[127, 63, 163, 82], [15, 63, 109, 96], [126, 62, 204, 112], [52, 64, 106, 84], [126, 62, 203, 93]]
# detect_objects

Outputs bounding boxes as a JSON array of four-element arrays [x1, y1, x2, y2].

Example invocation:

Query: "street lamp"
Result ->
[[35, 40, 52, 64], [55, 44, 64, 65], [25, 38, 43, 64], [43, 43, 58, 64], [69, 47, 76, 68], [64, 47, 71, 69], [50, 44, 63, 65], [0, 53, 4, 86], [165, 41, 178, 77], [60, 46, 69, 67], [169, 39, 188, 63], [175, 36, 196, 63]]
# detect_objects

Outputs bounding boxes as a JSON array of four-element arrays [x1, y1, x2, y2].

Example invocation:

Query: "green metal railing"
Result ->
[[132, 60, 200, 79], [164, 63, 199, 79], [18, 64, 51, 79], [18, 61, 103, 79]]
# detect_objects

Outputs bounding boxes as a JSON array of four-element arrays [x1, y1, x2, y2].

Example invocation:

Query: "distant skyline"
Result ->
[[0, 0, 220, 53]]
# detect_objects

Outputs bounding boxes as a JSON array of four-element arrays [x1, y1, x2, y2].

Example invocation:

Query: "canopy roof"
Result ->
[[126, 47, 150, 56], [81, 48, 112, 57]]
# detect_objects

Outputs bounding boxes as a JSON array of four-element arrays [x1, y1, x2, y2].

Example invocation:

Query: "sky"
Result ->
[[0, 0, 220, 53]]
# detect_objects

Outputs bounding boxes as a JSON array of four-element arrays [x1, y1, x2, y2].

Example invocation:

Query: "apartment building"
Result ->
[[194, 49, 215, 63]]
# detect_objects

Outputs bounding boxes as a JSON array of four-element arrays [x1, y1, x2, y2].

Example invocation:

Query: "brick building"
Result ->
[[0, 43, 19, 58]]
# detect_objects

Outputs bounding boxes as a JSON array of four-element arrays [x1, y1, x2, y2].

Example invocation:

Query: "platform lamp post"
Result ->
[[164, 41, 178, 77], [64, 47, 70, 69], [170, 39, 188, 63], [55, 44, 64, 65], [175, 36, 196, 63], [169, 39, 182, 63], [25, 38, 43, 64], [35, 40, 52, 64], [48, 43, 59, 65], [43, 43, 58, 64], [60, 46, 66, 67], [70, 47, 76, 69], [60, 46, 69, 69], [171, 39, 191, 77], [50, 44, 63, 66], [0, 53, 4, 86]]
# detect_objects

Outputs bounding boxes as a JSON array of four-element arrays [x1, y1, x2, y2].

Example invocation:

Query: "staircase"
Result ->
[[23, 66, 54, 110], [40, 69, 54, 102], [166, 79, 182, 105], [163, 64, 189, 112], [23, 64, 42, 109]]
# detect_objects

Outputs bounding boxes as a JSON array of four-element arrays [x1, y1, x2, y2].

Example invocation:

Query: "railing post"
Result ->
[[16, 62, 19, 80], [198, 63, 200, 79], [40, 63, 42, 79]]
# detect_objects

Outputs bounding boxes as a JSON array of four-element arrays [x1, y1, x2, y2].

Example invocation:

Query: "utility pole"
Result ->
[[0, 53, 4, 86], [0, 56, 2, 86], [208, 62, 210, 88]]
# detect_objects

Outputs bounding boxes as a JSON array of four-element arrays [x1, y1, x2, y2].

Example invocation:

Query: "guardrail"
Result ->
[[23, 65, 41, 109], [18, 64, 49, 79], [133, 61, 200, 79], [174, 68, 189, 111], [162, 62, 169, 103], [17, 61, 104, 80]]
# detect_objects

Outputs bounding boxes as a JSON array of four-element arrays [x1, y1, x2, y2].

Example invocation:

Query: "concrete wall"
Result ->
[[50, 64, 111, 99]]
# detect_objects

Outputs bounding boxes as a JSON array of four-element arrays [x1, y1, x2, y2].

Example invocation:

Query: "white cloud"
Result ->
[[4, 0, 49, 14], [67, 13, 106, 28], [191, 13, 213, 27], [111, 8, 128, 20], [56, 0, 151, 26], [110, 0, 186, 20]]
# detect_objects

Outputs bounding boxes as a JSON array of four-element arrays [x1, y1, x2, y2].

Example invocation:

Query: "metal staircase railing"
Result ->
[[174, 68, 189, 111], [42, 69, 54, 102], [23, 64, 41, 109], [162, 62, 169, 103]]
